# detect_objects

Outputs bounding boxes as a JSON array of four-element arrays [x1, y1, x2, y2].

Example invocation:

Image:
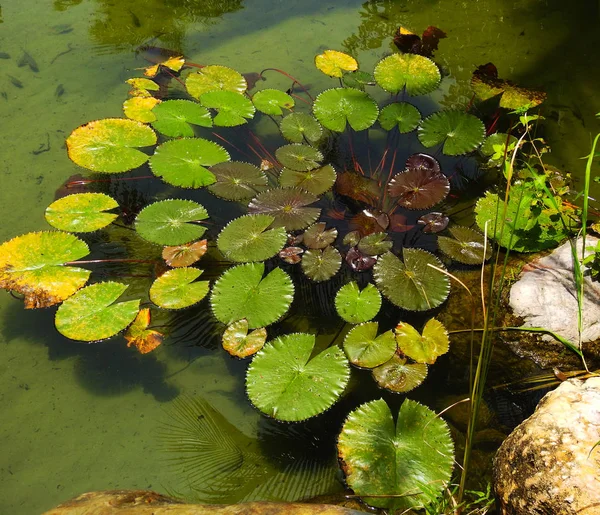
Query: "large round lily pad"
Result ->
[[343, 322, 396, 368], [45, 193, 118, 233], [246, 333, 350, 421], [186, 65, 247, 99], [149, 267, 209, 309], [373, 54, 441, 96], [313, 88, 378, 132], [335, 282, 381, 324], [248, 187, 321, 231], [418, 111, 485, 156], [208, 161, 268, 201], [151, 100, 212, 137]]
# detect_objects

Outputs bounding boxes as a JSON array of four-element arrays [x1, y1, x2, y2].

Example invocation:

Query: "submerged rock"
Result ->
[[493, 377, 600, 514]]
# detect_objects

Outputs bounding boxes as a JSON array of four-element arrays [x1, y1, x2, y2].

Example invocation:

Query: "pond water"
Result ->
[[1, 0, 600, 513]]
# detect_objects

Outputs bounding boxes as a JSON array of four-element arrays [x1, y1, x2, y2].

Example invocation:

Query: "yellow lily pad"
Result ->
[[123, 96, 161, 123], [315, 50, 358, 78]]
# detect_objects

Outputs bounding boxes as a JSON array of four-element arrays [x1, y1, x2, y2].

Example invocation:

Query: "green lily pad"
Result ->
[[210, 262, 294, 329], [252, 89, 294, 115], [372, 355, 428, 393], [248, 187, 321, 231], [373, 250, 450, 311], [275, 144, 323, 172], [246, 333, 350, 421], [135, 199, 209, 246], [280, 113, 322, 144], [313, 88, 378, 132], [207, 161, 268, 201], [338, 399, 453, 511], [45, 193, 118, 233], [342, 71, 374, 91], [149, 138, 229, 189], [200, 90, 255, 127], [357, 233, 393, 256], [0, 231, 91, 309], [373, 54, 441, 96], [437, 225, 491, 265], [343, 322, 396, 368], [149, 267, 209, 309], [222, 319, 267, 358], [217, 214, 287, 262], [151, 100, 212, 137], [418, 111, 485, 156], [66, 118, 157, 173], [335, 282, 382, 324], [279, 164, 336, 196], [123, 97, 160, 123], [395, 318, 449, 364], [186, 65, 247, 99], [480, 133, 518, 166], [378, 102, 421, 132], [303, 222, 338, 249], [301, 247, 342, 282], [55, 281, 140, 342]]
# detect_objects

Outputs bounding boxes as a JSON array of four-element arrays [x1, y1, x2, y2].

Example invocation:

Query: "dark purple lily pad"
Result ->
[[405, 153, 441, 174], [388, 168, 450, 210], [336, 171, 380, 206], [418, 212, 449, 233], [346, 246, 377, 272]]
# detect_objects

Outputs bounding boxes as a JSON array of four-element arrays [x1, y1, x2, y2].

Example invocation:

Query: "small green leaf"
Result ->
[[151, 100, 212, 137], [374, 54, 441, 96], [437, 226, 491, 265], [280, 113, 323, 144], [149, 267, 209, 309], [249, 187, 321, 231], [279, 164, 336, 195], [378, 102, 421, 132], [301, 247, 342, 282], [395, 318, 449, 364], [313, 88, 378, 132], [201, 90, 255, 127], [343, 322, 396, 368], [303, 222, 338, 249], [186, 65, 247, 99], [418, 111, 485, 156], [276, 144, 323, 172], [252, 89, 295, 115], [208, 161, 268, 201], [358, 233, 393, 256], [45, 193, 118, 233], [335, 282, 382, 324]]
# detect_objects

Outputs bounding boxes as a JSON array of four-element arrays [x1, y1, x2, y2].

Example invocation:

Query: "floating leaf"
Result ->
[[210, 262, 294, 329], [149, 138, 229, 188], [418, 212, 449, 233], [389, 214, 416, 233], [395, 318, 449, 364], [252, 89, 294, 115], [343, 231, 361, 247], [279, 246, 303, 264], [335, 282, 382, 324], [246, 333, 350, 421], [378, 102, 421, 132], [393, 26, 447, 57], [480, 133, 518, 166], [315, 50, 358, 78], [151, 100, 212, 137], [373, 250, 450, 311], [418, 111, 485, 156], [336, 171, 380, 205], [208, 161, 268, 201], [249, 187, 321, 231], [0, 231, 91, 308], [186, 65, 247, 99], [313, 88, 378, 132], [123, 96, 160, 123], [125, 308, 163, 354], [144, 56, 185, 77], [373, 54, 440, 96], [55, 282, 139, 342], [345, 247, 377, 272], [371, 356, 428, 393], [349, 211, 386, 236], [342, 71, 374, 91], [66, 118, 157, 173], [162, 240, 207, 267], [126, 77, 159, 93], [358, 233, 393, 256], [437, 225, 491, 265], [279, 164, 336, 195], [45, 193, 118, 233], [301, 247, 342, 282], [343, 322, 396, 368], [217, 214, 287, 262], [338, 399, 454, 511], [222, 319, 267, 358], [200, 90, 255, 127], [150, 267, 209, 309], [388, 169, 450, 210], [280, 113, 323, 144], [135, 199, 209, 245], [275, 144, 323, 172], [303, 222, 338, 249]]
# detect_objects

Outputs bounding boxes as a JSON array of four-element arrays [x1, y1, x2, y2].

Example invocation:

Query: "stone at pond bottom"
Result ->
[[43, 490, 367, 515], [493, 378, 600, 515]]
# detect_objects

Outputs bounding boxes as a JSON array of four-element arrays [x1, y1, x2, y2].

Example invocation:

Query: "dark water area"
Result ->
[[1, 0, 600, 513]]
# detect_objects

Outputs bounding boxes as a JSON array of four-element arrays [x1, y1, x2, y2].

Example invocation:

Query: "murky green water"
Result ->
[[1, 0, 600, 513]]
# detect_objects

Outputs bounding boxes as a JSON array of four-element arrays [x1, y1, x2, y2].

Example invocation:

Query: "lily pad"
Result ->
[[208, 161, 268, 201], [395, 318, 449, 364], [372, 355, 429, 393], [126, 77, 159, 93], [418, 212, 449, 233], [343, 322, 396, 369], [437, 225, 491, 265], [342, 70, 374, 91], [336, 172, 380, 205], [150, 267, 209, 309], [210, 262, 294, 329], [252, 89, 294, 115], [149, 138, 229, 188], [313, 88, 378, 132], [301, 246, 342, 282], [55, 281, 140, 342], [222, 319, 267, 358], [303, 222, 338, 249], [151, 100, 212, 137], [275, 144, 323, 172], [278, 164, 336, 196], [217, 214, 287, 262], [144, 56, 185, 78], [418, 111, 485, 156], [378, 102, 421, 132], [388, 168, 450, 210], [186, 65, 247, 99], [45, 193, 118, 233], [66, 118, 157, 173], [279, 246, 303, 264], [248, 187, 321, 231], [246, 333, 350, 421], [135, 199, 209, 246], [123, 97, 160, 123], [406, 153, 441, 173], [315, 50, 358, 78], [373, 54, 441, 96], [345, 247, 377, 272], [335, 282, 382, 323], [357, 233, 393, 256], [338, 398, 454, 511], [280, 113, 323, 144], [125, 308, 164, 354], [162, 240, 208, 268], [0, 231, 91, 308], [200, 90, 255, 127], [373, 250, 450, 311]]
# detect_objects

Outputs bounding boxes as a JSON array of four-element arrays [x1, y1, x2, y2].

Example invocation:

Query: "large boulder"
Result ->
[[493, 377, 600, 514]]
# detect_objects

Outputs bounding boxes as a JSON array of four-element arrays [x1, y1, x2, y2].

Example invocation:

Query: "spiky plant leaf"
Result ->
[[186, 65, 247, 99], [395, 318, 449, 364], [378, 102, 421, 132], [162, 240, 207, 268], [221, 319, 266, 358], [418, 111, 485, 156], [301, 247, 342, 282], [150, 267, 209, 309], [303, 222, 338, 249], [200, 90, 255, 127], [123, 96, 160, 123], [252, 89, 294, 115], [279, 165, 336, 196], [373, 54, 440, 96], [388, 168, 450, 210], [275, 144, 323, 172], [249, 187, 320, 231], [246, 333, 350, 421], [208, 161, 268, 201], [315, 50, 358, 78], [343, 322, 396, 368], [313, 88, 378, 132], [335, 282, 381, 324], [437, 225, 491, 265], [358, 233, 393, 256], [280, 113, 322, 144], [125, 308, 164, 354], [45, 193, 118, 233], [151, 100, 212, 137]]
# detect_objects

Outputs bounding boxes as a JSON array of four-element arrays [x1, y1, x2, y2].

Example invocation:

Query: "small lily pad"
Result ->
[[280, 113, 322, 144], [276, 144, 323, 172], [335, 282, 382, 324], [279, 164, 336, 195], [45, 193, 118, 233], [395, 318, 449, 364], [342, 71, 374, 91], [388, 168, 450, 210], [418, 212, 449, 233], [208, 161, 268, 201], [343, 322, 396, 369], [301, 246, 342, 282], [418, 111, 485, 156], [150, 267, 209, 309], [406, 153, 441, 173], [315, 50, 358, 78], [200, 90, 255, 127], [125, 308, 164, 354], [372, 355, 428, 393], [437, 225, 491, 265], [303, 222, 338, 249], [313, 88, 378, 132], [357, 233, 393, 256], [144, 56, 185, 78], [222, 319, 266, 358], [186, 65, 247, 99], [252, 89, 294, 115], [151, 100, 212, 137], [162, 240, 207, 268], [373, 54, 441, 96], [378, 102, 421, 132], [249, 187, 321, 230], [123, 97, 160, 123]]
